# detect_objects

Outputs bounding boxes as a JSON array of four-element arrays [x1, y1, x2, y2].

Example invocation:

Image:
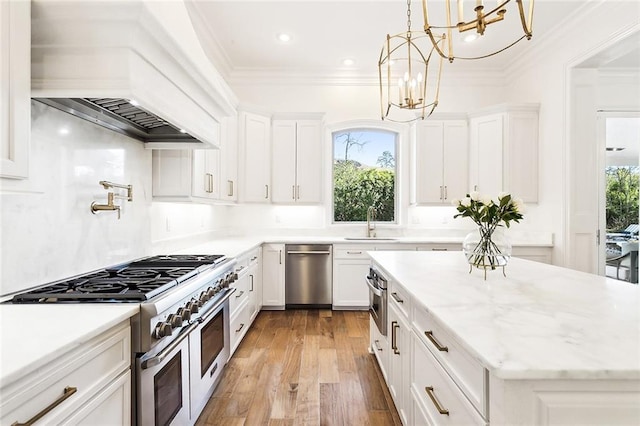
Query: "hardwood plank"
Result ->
[[317, 348, 339, 384], [197, 310, 401, 426], [319, 382, 345, 426]]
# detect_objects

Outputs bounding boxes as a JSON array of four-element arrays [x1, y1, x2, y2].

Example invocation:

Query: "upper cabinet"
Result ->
[[0, 1, 30, 179], [152, 148, 220, 202], [271, 117, 323, 204], [238, 111, 271, 203], [412, 119, 468, 204], [469, 104, 539, 202], [219, 115, 238, 202]]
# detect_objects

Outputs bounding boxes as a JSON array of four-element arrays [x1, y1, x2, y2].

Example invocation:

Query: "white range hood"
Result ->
[[30, 0, 238, 149]]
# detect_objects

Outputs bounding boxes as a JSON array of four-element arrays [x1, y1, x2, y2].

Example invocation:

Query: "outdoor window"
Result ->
[[332, 129, 397, 223]]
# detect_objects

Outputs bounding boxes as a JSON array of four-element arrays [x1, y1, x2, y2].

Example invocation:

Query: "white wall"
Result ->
[[503, 1, 640, 265], [0, 102, 229, 296]]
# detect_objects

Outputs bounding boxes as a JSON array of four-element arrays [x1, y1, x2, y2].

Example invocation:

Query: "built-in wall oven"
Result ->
[[366, 266, 388, 336]]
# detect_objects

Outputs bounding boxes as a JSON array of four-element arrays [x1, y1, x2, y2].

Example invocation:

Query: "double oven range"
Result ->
[[9, 254, 236, 426]]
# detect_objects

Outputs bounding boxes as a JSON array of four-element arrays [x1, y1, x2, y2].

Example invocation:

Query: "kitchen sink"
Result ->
[[343, 237, 398, 241]]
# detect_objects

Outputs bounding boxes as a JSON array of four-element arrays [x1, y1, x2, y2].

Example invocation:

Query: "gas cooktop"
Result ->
[[10, 254, 226, 303]]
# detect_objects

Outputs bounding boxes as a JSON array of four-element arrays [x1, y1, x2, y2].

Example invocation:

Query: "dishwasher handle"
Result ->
[[287, 250, 331, 255], [365, 276, 384, 297]]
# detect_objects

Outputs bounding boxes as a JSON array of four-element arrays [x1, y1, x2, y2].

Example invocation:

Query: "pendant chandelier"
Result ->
[[379, 0, 445, 123], [422, 0, 534, 62]]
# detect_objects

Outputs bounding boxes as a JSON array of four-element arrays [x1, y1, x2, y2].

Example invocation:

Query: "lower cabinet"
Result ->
[[1, 321, 131, 425], [388, 301, 411, 425], [333, 245, 372, 309], [262, 243, 285, 309], [247, 247, 262, 322], [369, 316, 389, 382], [229, 299, 251, 357]]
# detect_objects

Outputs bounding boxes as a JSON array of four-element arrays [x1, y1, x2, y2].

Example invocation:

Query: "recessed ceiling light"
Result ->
[[277, 33, 291, 43], [464, 33, 478, 43], [58, 127, 70, 135], [342, 59, 355, 66]]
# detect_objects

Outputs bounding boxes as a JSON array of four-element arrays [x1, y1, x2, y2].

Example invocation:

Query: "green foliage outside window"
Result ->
[[606, 166, 639, 231], [333, 160, 395, 222]]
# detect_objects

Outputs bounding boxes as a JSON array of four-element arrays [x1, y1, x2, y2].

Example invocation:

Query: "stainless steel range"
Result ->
[[9, 254, 237, 426]]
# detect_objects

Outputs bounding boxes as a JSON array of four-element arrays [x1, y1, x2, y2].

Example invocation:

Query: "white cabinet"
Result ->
[[1, 321, 131, 425], [219, 114, 239, 202], [388, 289, 412, 425], [413, 120, 468, 204], [245, 247, 262, 322], [0, 0, 30, 179], [469, 104, 539, 202], [370, 316, 390, 382], [239, 111, 271, 203], [271, 118, 323, 204], [332, 245, 371, 309], [152, 148, 220, 201], [261, 243, 285, 309]]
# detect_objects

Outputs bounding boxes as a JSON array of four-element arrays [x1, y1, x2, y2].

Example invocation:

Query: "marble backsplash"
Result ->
[[0, 102, 154, 296]]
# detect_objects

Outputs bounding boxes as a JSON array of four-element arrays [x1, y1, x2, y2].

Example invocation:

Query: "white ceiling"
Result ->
[[187, 0, 608, 83]]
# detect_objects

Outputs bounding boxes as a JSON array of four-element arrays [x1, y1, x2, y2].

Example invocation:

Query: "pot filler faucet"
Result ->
[[367, 206, 377, 238], [90, 180, 133, 219]]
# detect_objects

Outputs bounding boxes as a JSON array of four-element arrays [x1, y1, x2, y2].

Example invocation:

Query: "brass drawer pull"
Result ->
[[235, 323, 245, 333], [12, 386, 78, 425], [425, 386, 449, 415], [431, 248, 448, 251], [391, 321, 400, 355], [424, 330, 448, 352], [391, 292, 404, 303], [235, 290, 245, 298], [373, 339, 383, 351], [347, 251, 363, 255]]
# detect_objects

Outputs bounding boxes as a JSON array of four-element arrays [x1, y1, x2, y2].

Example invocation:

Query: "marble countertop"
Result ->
[[0, 304, 139, 388], [368, 251, 640, 380], [173, 234, 553, 259]]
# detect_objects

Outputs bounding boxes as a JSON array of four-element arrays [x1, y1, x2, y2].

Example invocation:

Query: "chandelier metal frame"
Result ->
[[422, 0, 534, 62]]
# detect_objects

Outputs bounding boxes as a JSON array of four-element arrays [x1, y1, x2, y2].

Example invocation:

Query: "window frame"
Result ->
[[326, 120, 407, 227]]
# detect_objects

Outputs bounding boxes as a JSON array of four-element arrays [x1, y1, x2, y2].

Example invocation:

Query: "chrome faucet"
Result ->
[[366, 206, 377, 238]]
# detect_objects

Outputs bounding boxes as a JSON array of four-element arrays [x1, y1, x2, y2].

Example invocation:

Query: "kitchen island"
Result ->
[[368, 251, 640, 425]]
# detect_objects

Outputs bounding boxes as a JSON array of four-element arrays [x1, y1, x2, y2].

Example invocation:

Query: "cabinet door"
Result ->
[[469, 113, 503, 195], [191, 149, 219, 199], [0, 1, 29, 179], [271, 120, 297, 203], [415, 122, 444, 204], [388, 303, 411, 425], [261, 243, 285, 308], [295, 120, 323, 203], [152, 150, 192, 197], [504, 111, 538, 203], [442, 121, 469, 201], [239, 112, 271, 202], [332, 259, 370, 308], [220, 114, 238, 201]]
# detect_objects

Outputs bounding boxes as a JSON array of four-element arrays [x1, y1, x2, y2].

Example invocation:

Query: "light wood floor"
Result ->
[[195, 309, 402, 426]]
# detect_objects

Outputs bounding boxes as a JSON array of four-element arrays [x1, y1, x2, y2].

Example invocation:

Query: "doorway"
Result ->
[[598, 114, 640, 283]]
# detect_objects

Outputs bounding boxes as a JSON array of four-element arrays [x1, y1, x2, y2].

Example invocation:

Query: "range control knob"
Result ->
[[167, 314, 182, 328], [176, 307, 191, 322], [186, 301, 199, 314], [206, 287, 216, 298], [152, 322, 173, 339], [199, 291, 210, 304]]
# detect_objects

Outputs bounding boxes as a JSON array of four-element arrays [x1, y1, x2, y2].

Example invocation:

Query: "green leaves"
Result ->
[[453, 193, 523, 231], [334, 161, 395, 222]]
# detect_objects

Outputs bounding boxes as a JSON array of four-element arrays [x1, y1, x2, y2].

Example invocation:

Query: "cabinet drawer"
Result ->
[[1, 323, 130, 425], [389, 280, 411, 319], [334, 245, 371, 260], [230, 301, 250, 357], [412, 336, 486, 425], [229, 273, 250, 317], [413, 304, 488, 418]]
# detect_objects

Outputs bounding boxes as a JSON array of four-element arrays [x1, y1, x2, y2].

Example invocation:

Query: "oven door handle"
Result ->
[[141, 322, 198, 370], [365, 277, 384, 297], [198, 287, 236, 323]]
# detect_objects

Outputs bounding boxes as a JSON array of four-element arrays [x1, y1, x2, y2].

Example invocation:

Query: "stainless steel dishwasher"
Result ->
[[285, 244, 333, 308]]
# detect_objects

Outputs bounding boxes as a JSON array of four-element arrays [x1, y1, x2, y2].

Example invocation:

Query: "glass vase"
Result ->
[[462, 227, 512, 278]]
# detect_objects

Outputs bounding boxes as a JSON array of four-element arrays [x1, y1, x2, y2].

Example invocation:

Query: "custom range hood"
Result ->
[[31, 0, 237, 149]]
